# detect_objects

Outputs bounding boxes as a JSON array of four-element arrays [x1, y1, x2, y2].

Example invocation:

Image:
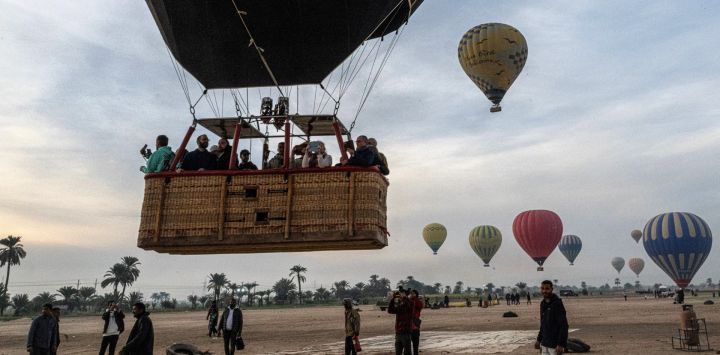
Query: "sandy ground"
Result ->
[[2, 295, 718, 354]]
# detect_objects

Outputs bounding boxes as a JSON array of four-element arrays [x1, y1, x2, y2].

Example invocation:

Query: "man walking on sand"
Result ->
[[535, 280, 568, 355], [26, 303, 58, 355], [343, 298, 360, 355], [218, 298, 243, 355]]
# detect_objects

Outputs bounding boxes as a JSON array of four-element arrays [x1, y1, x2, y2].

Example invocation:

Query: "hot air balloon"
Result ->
[[643, 212, 712, 289], [628, 258, 645, 278], [469, 225, 502, 267], [631, 229, 642, 243], [458, 23, 528, 112], [423, 223, 447, 255], [512, 210, 563, 271], [558, 235, 582, 266], [611, 257, 625, 274]]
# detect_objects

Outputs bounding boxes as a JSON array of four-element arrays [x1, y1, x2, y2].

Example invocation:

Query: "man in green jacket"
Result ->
[[140, 135, 175, 173]]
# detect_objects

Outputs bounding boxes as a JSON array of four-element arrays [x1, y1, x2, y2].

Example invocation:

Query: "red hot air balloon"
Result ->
[[513, 210, 563, 271]]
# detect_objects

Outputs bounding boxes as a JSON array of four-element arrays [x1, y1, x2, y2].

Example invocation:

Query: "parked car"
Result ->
[[560, 289, 578, 297]]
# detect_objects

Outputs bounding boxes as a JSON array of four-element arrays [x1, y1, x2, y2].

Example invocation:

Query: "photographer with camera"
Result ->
[[387, 287, 414, 355], [302, 141, 332, 168], [139, 135, 175, 174], [99, 300, 125, 355]]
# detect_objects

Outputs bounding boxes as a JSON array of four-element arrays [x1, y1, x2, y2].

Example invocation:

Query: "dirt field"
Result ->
[[2, 295, 718, 354]]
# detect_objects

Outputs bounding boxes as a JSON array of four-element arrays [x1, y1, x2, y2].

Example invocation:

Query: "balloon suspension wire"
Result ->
[[231, 0, 285, 98]]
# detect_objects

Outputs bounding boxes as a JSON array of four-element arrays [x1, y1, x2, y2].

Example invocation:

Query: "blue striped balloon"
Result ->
[[558, 235, 582, 265], [643, 212, 712, 289]]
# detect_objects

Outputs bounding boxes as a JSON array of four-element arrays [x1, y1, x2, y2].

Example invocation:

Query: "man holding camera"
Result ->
[[99, 300, 125, 355], [139, 135, 175, 174], [387, 288, 414, 355]]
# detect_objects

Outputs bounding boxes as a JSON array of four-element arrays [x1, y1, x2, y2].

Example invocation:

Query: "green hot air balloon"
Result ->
[[469, 225, 502, 266], [423, 223, 447, 255]]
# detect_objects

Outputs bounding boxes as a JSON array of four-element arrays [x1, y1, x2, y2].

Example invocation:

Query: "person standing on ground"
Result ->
[[218, 298, 243, 355], [120, 302, 154, 355], [410, 290, 424, 355], [527, 292, 532, 305], [343, 298, 360, 355], [623, 292, 627, 301], [50, 307, 61, 355], [26, 303, 58, 355], [207, 300, 219, 337], [100, 300, 125, 355], [388, 290, 414, 355], [534, 280, 568, 355]]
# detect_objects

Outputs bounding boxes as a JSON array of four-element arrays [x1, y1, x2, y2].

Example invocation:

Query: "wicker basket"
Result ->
[[138, 167, 388, 254]]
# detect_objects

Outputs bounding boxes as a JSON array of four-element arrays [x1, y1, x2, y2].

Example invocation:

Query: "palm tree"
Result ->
[[101, 263, 126, 300], [32, 292, 57, 310], [11, 293, 30, 315], [56, 286, 78, 311], [187, 295, 199, 309], [244, 282, 259, 306], [199, 295, 210, 308], [207, 273, 229, 301], [272, 278, 296, 303], [78, 286, 97, 311], [0, 235, 28, 293], [119, 256, 141, 301], [333, 280, 349, 299], [433, 283, 442, 294], [126, 291, 144, 307], [289, 265, 307, 304], [0, 284, 9, 316]]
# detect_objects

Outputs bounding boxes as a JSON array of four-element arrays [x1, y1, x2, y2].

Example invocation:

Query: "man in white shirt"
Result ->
[[100, 301, 125, 355]]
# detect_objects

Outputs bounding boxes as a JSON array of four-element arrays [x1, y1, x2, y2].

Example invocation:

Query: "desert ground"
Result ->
[[2, 295, 718, 354]]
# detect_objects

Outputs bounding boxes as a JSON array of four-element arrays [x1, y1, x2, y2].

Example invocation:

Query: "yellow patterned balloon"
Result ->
[[469, 225, 502, 266], [422, 223, 447, 255], [458, 23, 528, 112]]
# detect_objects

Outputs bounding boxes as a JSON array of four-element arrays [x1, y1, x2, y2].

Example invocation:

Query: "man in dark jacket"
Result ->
[[342, 135, 377, 167], [26, 303, 58, 355], [387, 290, 414, 355], [535, 280, 568, 355], [100, 300, 125, 355], [218, 298, 243, 355], [177, 134, 217, 171], [120, 302, 154, 355]]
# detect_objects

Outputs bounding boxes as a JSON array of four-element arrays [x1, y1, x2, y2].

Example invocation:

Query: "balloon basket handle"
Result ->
[[537, 266, 544, 271], [490, 104, 502, 113]]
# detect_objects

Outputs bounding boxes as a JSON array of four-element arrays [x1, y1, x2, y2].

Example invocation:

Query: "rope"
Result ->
[[230, 0, 285, 97]]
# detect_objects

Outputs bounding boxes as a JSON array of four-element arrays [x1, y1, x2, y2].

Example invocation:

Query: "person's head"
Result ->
[[368, 138, 377, 147], [411, 289, 419, 299], [196, 134, 209, 149], [317, 141, 326, 154], [42, 303, 53, 316], [218, 138, 229, 152], [229, 298, 237, 308], [156, 135, 169, 148], [342, 298, 352, 310], [540, 280, 554, 298], [132, 302, 146, 317], [240, 149, 251, 162], [277, 142, 285, 152], [107, 300, 116, 308], [52, 307, 60, 319], [355, 135, 368, 148]]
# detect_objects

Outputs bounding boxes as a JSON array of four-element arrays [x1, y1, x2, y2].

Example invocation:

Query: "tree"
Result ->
[[11, 293, 30, 315], [314, 287, 331, 302], [227, 283, 241, 297], [244, 281, 259, 306], [187, 295, 199, 309], [623, 282, 633, 289], [127, 291, 144, 307], [32, 292, 57, 310], [433, 283, 442, 294], [199, 295, 210, 308], [207, 273, 229, 301], [580, 281, 587, 290], [118, 256, 141, 301], [706, 278, 713, 288], [272, 278, 296, 303], [0, 235, 27, 293], [515, 282, 527, 291], [101, 263, 126, 300], [78, 286, 97, 311], [0, 284, 9, 316], [56, 286, 78, 311], [333, 280, 349, 299], [614, 278, 621, 287], [485, 283, 495, 291], [453, 281, 464, 294], [444, 286, 451, 294], [289, 265, 307, 304]]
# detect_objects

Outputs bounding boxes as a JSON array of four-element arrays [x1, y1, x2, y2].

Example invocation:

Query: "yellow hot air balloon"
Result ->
[[469, 225, 502, 266], [458, 23, 528, 112], [423, 223, 447, 255]]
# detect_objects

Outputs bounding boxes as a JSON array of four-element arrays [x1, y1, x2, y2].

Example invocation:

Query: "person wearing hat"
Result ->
[[238, 149, 258, 170], [343, 298, 361, 355]]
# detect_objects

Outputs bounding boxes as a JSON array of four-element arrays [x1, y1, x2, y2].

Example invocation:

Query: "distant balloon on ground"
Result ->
[[422, 223, 447, 255], [631, 229, 643, 243], [611, 257, 625, 274], [468, 225, 502, 267], [643, 212, 712, 289], [628, 258, 645, 277], [512, 210, 563, 271], [558, 235, 582, 266]]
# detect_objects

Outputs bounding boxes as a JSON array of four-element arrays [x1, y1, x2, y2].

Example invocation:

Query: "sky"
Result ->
[[1, 0, 719, 300]]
